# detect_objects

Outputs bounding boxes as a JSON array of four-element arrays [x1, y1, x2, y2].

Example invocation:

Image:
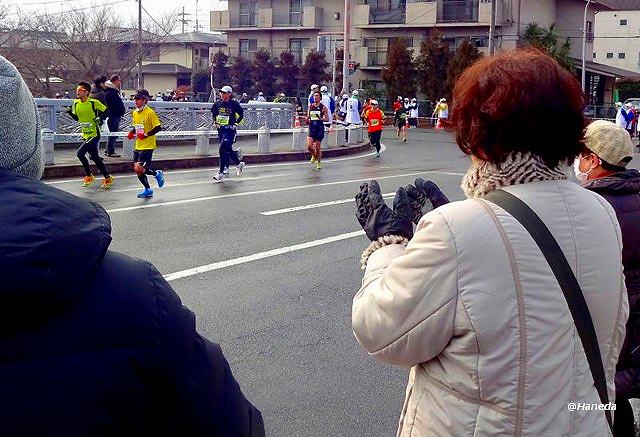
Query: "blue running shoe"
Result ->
[[154, 170, 165, 187], [137, 188, 154, 198]]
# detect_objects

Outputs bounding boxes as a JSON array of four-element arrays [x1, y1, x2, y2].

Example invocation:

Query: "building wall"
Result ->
[[143, 74, 176, 96], [155, 43, 192, 68], [555, 0, 596, 60], [594, 10, 640, 74]]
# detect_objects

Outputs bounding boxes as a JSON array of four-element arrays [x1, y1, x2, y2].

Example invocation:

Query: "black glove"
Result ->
[[405, 178, 450, 224], [355, 180, 414, 241]]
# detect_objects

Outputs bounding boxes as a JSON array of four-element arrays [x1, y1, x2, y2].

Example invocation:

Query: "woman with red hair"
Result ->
[[353, 49, 628, 436]]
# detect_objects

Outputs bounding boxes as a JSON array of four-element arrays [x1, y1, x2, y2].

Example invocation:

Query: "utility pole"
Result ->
[[195, 0, 200, 32], [178, 7, 191, 34], [581, 0, 593, 93], [341, 0, 350, 94], [137, 0, 143, 89], [488, 0, 496, 55]]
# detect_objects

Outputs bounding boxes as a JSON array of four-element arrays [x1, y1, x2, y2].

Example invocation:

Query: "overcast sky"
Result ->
[[5, 0, 228, 33]]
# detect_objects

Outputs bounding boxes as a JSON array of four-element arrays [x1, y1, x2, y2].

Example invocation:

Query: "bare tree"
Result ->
[[0, 3, 176, 96]]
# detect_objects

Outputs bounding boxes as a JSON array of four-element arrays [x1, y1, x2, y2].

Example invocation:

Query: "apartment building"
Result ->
[[594, 10, 640, 75], [210, 0, 636, 103]]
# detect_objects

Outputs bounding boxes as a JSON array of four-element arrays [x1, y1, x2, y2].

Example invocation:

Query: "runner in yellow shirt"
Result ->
[[66, 81, 114, 188], [126, 89, 164, 198]]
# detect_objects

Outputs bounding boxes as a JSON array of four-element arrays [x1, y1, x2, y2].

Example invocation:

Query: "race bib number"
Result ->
[[370, 119, 380, 126], [134, 123, 144, 135], [80, 122, 93, 135], [309, 110, 321, 121], [216, 115, 230, 125]]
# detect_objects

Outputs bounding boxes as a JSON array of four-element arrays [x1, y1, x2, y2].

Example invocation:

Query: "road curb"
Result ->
[[43, 143, 372, 179]]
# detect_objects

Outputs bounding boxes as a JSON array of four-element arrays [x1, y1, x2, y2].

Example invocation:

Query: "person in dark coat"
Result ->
[[104, 74, 126, 157], [576, 120, 640, 437], [90, 74, 108, 104], [0, 55, 264, 437]]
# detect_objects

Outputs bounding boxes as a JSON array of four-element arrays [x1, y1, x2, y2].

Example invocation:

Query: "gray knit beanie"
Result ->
[[0, 55, 44, 179]]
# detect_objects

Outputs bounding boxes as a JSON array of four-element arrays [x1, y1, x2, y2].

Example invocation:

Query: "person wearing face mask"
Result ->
[[577, 120, 639, 437]]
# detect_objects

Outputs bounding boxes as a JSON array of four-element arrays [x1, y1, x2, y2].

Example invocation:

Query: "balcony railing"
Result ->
[[439, 0, 479, 23], [366, 52, 387, 66], [369, 8, 406, 24]]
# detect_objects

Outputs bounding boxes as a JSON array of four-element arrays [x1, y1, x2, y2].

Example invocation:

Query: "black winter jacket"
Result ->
[[105, 84, 125, 117], [0, 168, 264, 436], [583, 169, 640, 400]]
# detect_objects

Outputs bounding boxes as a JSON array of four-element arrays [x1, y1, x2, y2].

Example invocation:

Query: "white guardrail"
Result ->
[[41, 124, 366, 166]]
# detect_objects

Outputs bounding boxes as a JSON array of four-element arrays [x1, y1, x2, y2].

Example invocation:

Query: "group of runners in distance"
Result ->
[[67, 82, 434, 196]]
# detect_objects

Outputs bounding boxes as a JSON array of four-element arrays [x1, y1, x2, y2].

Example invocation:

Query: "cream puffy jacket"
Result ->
[[353, 180, 628, 436]]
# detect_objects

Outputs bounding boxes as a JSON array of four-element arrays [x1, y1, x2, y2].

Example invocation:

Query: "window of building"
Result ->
[[620, 19, 627, 25], [586, 21, 593, 43], [592, 52, 596, 59], [606, 52, 613, 59], [619, 53, 626, 59], [365, 0, 407, 24], [290, 0, 302, 25], [289, 38, 309, 63], [239, 1, 258, 26], [239, 39, 258, 59]]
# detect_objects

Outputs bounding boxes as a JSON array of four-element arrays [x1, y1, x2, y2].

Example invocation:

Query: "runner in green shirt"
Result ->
[[66, 81, 114, 188]]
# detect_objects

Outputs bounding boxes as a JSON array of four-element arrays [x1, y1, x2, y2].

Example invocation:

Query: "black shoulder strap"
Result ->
[[484, 189, 613, 432]]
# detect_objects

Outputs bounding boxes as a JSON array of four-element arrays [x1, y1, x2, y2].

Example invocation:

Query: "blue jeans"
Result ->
[[218, 128, 240, 173], [106, 116, 121, 154]]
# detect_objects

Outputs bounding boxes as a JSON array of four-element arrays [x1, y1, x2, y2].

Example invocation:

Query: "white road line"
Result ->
[[106, 171, 426, 213], [260, 193, 395, 216], [111, 173, 286, 192], [164, 230, 365, 282], [45, 144, 387, 185]]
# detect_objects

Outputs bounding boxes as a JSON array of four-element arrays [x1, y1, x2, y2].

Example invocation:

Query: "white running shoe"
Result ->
[[223, 167, 229, 175], [213, 172, 224, 183], [236, 161, 245, 176]]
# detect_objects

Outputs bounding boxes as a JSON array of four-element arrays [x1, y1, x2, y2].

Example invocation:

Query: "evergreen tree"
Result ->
[[275, 51, 300, 96], [228, 55, 253, 95], [251, 49, 277, 97], [211, 50, 229, 89], [300, 49, 331, 89], [381, 38, 416, 101], [444, 38, 482, 97], [416, 30, 452, 102], [522, 22, 573, 71]]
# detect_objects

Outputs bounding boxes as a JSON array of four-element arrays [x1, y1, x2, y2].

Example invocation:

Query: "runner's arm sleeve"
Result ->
[[235, 101, 244, 124], [66, 106, 79, 121], [146, 126, 162, 137], [211, 103, 218, 118]]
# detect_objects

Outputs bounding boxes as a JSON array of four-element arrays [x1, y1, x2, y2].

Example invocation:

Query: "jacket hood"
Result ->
[[105, 81, 118, 90], [582, 169, 640, 195], [0, 169, 112, 309]]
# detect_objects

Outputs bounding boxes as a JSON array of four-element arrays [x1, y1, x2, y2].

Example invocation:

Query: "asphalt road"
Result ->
[[49, 128, 640, 436]]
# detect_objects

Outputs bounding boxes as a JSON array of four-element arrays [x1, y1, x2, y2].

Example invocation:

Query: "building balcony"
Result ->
[[354, 0, 497, 28], [439, 0, 479, 23], [210, 7, 321, 32]]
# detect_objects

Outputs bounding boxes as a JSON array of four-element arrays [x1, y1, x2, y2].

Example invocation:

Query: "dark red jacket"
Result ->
[[583, 169, 640, 399]]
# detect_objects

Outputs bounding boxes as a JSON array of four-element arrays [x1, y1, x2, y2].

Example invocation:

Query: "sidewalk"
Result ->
[[44, 133, 370, 179]]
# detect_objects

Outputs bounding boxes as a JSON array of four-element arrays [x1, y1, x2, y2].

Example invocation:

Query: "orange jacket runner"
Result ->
[[365, 108, 384, 133]]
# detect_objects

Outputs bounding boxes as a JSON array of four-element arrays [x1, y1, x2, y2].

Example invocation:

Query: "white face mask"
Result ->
[[573, 157, 592, 183]]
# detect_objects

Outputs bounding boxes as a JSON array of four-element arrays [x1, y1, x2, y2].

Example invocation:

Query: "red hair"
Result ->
[[445, 48, 586, 168]]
